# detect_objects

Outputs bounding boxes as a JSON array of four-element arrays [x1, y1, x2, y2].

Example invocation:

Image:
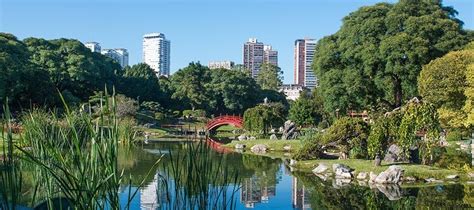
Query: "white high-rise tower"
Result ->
[[143, 33, 171, 76]]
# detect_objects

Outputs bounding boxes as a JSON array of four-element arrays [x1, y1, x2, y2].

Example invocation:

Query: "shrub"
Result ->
[[293, 133, 323, 160], [446, 130, 462, 142], [321, 117, 370, 159], [435, 147, 471, 170]]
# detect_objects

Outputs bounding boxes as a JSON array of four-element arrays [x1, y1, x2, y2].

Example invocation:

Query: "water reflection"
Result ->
[[117, 141, 473, 209]]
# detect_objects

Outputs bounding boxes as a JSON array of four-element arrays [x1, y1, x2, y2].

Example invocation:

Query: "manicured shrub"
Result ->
[[321, 117, 370, 159]]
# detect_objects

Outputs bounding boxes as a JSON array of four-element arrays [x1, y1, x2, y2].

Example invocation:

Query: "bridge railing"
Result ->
[[206, 114, 243, 130]]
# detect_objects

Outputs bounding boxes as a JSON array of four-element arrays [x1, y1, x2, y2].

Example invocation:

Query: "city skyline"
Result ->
[[1, 0, 473, 83]]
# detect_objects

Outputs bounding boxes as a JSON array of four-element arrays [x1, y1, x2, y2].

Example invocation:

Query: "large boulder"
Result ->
[[251, 144, 268, 153], [312, 163, 329, 174], [332, 164, 353, 179], [281, 120, 298, 140], [374, 165, 404, 184], [383, 144, 405, 163]]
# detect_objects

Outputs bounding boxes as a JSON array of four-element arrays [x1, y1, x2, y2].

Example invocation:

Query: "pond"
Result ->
[[116, 141, 474, 209]]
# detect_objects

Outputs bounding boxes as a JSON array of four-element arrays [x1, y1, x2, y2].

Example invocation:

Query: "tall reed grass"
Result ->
[[0, 102, 23, 210], [157, 142, 241, 210]]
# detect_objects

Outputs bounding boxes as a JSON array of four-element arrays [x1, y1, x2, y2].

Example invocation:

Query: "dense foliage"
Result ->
[[321, 117, 370, 159], [243, 103, 287, 135], [255, 63, 283, 91], [313, 0, 472, 116], [418, 43, 474, 129], [288, 90, 324, 127]]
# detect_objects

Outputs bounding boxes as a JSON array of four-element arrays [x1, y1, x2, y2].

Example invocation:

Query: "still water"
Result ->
[[117, 141, 474, 209]]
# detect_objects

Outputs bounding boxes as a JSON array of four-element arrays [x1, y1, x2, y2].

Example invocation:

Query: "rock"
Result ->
[[369, 172, 378, 183], [332, 164, 353, 179], [270, 134, 278, 140], [249, 136, 257, 140], [425, 178, 443, 183], [374, 155, 381, 166], [270, 128, 276, 134], [237, 134, 247, 141], [250, 144, 267, 153], [403, 176, 416, 182], [281, 120, 298, 140], [375, 165, 404, 184], [312, 163, 329, 174], [234, 144, 246, 149], [358, 180, 368, 186], [446, 175, 459, 180], [383, 144, 406, 163], [357, 172, 368, 180], [283, 145, 291, 151]]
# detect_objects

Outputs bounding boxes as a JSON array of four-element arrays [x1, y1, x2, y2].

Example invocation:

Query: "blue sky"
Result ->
[[1, 0, 473, 83]]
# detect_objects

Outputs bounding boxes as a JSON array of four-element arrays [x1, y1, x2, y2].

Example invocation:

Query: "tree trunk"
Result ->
[[392, 75, 402, 108]]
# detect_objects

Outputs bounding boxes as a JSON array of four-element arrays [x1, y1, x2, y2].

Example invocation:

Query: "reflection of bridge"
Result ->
[[206, 114, 243, 131]]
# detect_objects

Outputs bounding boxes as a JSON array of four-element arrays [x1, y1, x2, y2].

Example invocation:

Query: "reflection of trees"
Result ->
[[292, 171, 473, 209]]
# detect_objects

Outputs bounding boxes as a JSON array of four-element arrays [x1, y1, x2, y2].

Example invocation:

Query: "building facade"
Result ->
[[143, 33, 171, 76], [263, 45, 278, 67], [101, 48, 129, 68], [243, 38, 264, 78], [208, 61, 235, 70], [85, 42, 101, 53], [279, 84, 305, 101], [294, 38, 317, 89]]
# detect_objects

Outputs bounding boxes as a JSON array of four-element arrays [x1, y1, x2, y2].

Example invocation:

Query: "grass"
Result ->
[[293, 159, 469, 181], [223, 139, 304, 152]]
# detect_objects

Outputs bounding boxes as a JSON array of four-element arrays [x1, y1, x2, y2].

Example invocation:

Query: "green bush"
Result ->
[[293, 133, 323, 160], [321, 117, 370, 159], [446, 130, 462, 142], [435, 147, 471, 170]]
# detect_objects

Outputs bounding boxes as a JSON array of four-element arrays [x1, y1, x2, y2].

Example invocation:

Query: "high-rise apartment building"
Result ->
[[143, 33, 171, 77], [85, 42, 101, 53], [101, 48, 129, 68], [294, 38, 317, 88], [243, 38, 264, 78], [208, 61, 235, 70], [263, 45, 278, 66]]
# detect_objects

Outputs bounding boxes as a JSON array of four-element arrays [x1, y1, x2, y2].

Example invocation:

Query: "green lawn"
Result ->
[[294, 159, 468, 181], [224, 139, 304, 152]]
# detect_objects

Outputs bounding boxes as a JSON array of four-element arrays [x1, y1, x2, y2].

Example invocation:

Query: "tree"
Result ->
[[0, 33, 56, 109], [464, 63, 474, 127], [288, 92, 322, 126], [170, 62, 212, 111], [120, 63, 161, 102], [321, 117, 370, 159], [24, 37, 121, 101], [313, 0, 471, 116], [256, 63, 283, 91], [207, 68, 261, 114], [243, 103, 287, 135], [418, 46, 474, 129]]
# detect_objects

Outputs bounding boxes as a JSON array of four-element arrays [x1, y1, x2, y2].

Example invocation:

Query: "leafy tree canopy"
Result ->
[[313, 0, 472, 116]]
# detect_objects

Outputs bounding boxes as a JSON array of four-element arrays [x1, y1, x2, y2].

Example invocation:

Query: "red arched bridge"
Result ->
[[206, 114, 243, 131]]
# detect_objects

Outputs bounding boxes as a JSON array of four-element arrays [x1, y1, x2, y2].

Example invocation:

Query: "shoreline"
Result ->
[[222, 139, 474, 184]]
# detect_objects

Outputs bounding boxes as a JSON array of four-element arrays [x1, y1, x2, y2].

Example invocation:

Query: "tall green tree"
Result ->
[[207, 68, 261, 114], [0, 33, 56, 109], [418, 48, 474, 129], [256, 63, 283, 91], [170, 62, 212, 111], [313, 0, 471, 115], [288, 91, 323, 126], [24, 38, 120, 101], [120, 63, 161, 102]]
